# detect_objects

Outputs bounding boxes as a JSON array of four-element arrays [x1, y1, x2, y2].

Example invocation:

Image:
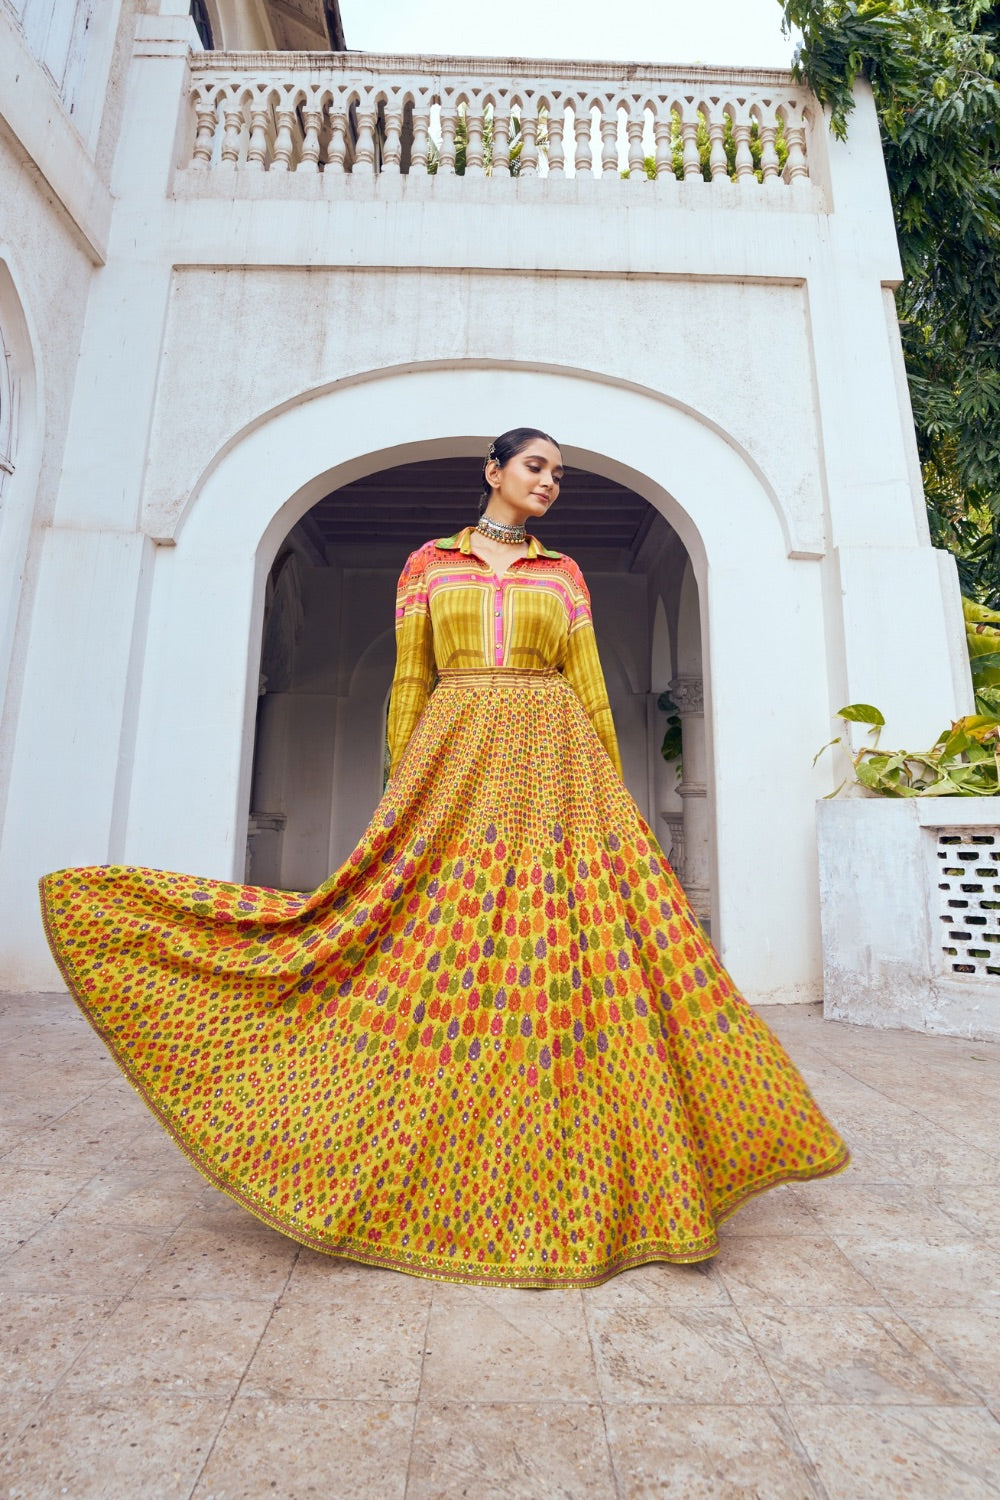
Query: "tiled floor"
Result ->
[[2, 993, 1000, 1499]]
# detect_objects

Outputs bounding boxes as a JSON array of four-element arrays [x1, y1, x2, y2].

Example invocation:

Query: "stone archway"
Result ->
[[121, 364, 829, 1002]]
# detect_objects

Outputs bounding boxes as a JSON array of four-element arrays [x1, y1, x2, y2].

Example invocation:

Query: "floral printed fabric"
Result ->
[[40, 548, 848, 1287]]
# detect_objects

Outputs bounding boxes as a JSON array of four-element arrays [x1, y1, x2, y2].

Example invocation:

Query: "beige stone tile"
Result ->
[[407, 1400, 615, 1499], [189, 1397, 414, 1500], [0, 1293, 118, 1394], [7, 1053, 118, 1093], [899, 1309, 1000, 1404], [0, 1391, 51, 1457], [586, 1258, 732, 1309], [834, 1235, 1000, 1309], [133, 1210, 298, 1301], [2, 1391, 228, 1500], [241, 1279, 431, 1400], [5, 1138, 114, 1185], [716, 1235, 884, 1310], [848, 1059, 1000, 1104], [109, 1127, 212, 1174], [807, 1178, 968, 1240], [790, 1404, 1000, 1499], [783, 1067, 885, 1106], [718, 1181, 822, 1237], [60, 1161, 208, 1231], [62, 1294, 273, 1396], [16, 1078, 146, 1132], [282, 1243, 423, 1298], [900, 1107, 1000, 1160], [586, 1300, 778, 1405], [0, 1168, 87, 1255], [605, 1402, 824, 1498], [742, 1303, 977, 1406], [821, 1140, 900, 1182], [0, 1124, 28, 1160], [934, 1184, 1000, 1239], [844, 1122, 999, 1185], [0, 1215, 170, 1296], [1, 1088, 86, 1131], [0, 990, 87, 1027], [421, 1283, 600, 1404], [0, 1038, 103, 1072]]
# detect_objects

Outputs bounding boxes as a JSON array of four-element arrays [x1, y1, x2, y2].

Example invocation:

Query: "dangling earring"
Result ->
[[477, 452, 527, 542]]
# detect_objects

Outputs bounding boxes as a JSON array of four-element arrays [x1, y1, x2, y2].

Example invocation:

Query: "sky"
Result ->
[[336, 0, 799, 69]]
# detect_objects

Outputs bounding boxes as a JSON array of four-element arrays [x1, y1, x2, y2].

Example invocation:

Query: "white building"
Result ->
[[0, 0, 973, 1003]]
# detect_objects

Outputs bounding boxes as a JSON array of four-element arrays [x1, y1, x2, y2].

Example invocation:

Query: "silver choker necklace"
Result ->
[[477, 515, 527, 545]]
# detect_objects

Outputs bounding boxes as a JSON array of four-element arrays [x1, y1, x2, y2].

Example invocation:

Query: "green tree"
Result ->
[[779, 1, 1000, 603]]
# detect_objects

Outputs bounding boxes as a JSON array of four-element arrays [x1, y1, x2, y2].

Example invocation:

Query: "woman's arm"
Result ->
[[561, 565, 624, 779], [386, 548, 436, 778]]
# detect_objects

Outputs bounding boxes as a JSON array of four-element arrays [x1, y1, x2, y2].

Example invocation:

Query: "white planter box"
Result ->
[[817, 797, 1000, 1042]]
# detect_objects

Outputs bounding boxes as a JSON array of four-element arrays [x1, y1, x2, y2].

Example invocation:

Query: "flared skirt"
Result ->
[[40, 670, 848, 1287]]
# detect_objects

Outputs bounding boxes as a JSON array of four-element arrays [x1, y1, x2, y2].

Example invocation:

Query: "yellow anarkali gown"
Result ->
[[40, 527, 848, 1286]]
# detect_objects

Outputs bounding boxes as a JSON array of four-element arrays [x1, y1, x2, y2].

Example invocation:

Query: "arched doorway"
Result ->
[[246, 455, 704, 901], [122, 364, 827, 1001]]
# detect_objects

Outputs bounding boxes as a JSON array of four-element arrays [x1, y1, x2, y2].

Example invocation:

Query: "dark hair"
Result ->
[[480, 426, 561, 511]]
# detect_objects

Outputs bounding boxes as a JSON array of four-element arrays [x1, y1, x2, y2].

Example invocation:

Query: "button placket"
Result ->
[[494, 580, 505, 665]]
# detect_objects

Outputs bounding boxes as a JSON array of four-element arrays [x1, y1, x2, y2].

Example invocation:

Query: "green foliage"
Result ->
[[656, 690, 683, 766], [963, 594, 1000, 712], [426, 107, 536, 176], [781, 1, 1000, 603], [624, 114, 790, 181], [820, 701, 1000, 794]]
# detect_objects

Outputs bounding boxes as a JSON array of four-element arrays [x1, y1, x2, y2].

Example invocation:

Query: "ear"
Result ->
[[484, 460, 501, 489]]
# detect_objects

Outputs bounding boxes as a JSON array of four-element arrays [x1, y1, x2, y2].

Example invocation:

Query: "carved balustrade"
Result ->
[[185, 52, 817, 192]]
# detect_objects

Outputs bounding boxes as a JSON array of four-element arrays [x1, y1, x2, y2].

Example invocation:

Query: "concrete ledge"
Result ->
[[817, 797, 1000, 1043]]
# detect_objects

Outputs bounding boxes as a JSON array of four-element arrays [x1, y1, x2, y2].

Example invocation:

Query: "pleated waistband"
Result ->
[[436, 669, 561, 690]]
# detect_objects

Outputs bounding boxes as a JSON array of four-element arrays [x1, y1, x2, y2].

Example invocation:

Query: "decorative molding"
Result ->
[[668, 675, 704, 716]]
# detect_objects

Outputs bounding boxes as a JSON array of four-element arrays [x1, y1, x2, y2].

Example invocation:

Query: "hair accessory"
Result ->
[[477, 515, 527, 545]]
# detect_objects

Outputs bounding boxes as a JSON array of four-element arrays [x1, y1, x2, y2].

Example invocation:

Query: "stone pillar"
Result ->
[[670, 674, 711, 924]]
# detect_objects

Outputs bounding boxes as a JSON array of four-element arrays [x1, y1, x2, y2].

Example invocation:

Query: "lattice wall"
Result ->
[[936, 829, 1000, 979]]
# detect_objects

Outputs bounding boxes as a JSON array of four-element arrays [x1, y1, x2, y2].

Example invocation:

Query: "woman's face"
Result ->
[[487, 439, 564, 522]]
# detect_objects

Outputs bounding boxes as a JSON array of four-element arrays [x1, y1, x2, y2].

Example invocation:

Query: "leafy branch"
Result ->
[[819, 700, 1000, 794], [780, 1, 1000, 603]]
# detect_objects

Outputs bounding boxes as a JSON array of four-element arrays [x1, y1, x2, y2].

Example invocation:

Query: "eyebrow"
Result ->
[[524, 451, 564, 473]]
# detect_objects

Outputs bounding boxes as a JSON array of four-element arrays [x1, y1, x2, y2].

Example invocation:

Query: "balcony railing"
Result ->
[[185, 51, 819, 194]]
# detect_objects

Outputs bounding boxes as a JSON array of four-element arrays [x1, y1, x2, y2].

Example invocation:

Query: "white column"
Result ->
[[670, 674, 711, 924]]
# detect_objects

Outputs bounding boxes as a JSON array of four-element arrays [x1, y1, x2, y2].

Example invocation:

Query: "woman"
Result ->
[[40, 426, 848, 1287]]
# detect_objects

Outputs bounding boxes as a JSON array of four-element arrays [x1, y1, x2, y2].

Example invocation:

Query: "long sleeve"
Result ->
[[386, 549, 436, 777], [561, 570, 624, 778]]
